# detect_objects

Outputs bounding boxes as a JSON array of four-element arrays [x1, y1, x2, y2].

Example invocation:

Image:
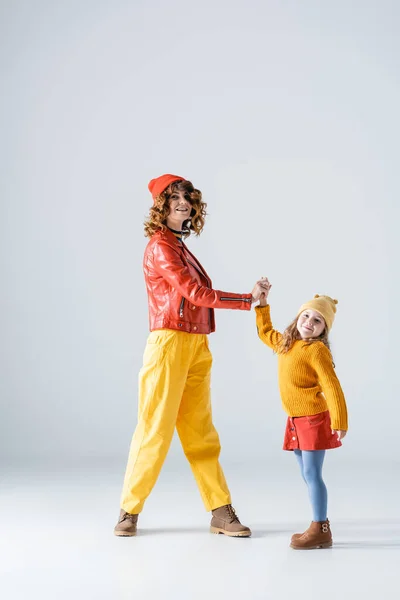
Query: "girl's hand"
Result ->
[[259, 293, 267, 306], [332, 429, 347, 441]]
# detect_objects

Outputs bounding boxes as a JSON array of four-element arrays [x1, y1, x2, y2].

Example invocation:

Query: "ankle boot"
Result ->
[[210, 504, 251, 537], [114, 509, 138, 537], [290, 519, 332, 549], [291, 518, 331, 544]]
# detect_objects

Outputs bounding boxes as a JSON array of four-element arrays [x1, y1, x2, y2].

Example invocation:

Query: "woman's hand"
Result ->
[[332, 429, 347, 441], [251, 278, 272, 304], [259, 276, 271, 306]]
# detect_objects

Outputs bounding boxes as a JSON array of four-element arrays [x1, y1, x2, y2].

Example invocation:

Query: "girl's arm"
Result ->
[[255, 304, 283, 350], [254, 277, 282, 349], [311, 344, 348, 432]]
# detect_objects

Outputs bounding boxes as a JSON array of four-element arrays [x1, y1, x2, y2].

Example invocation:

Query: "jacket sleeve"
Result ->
[[151, 240, 252, 310], [255, 304, 282, 349], [311, 344, 348, 431]]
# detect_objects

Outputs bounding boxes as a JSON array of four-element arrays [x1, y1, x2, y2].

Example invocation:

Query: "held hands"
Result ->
[[332, 430, 347, 441], [251, 277, 272, 305]]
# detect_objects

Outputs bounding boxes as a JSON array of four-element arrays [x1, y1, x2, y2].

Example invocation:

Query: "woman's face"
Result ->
[[296, 309, 326, 339], [166, 190, 192, 229]]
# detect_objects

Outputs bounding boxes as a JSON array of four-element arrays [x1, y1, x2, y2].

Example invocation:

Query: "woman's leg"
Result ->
[[301, 450, 328, 522], [120, 330, 189, 515], [176, 336, 231, 511]]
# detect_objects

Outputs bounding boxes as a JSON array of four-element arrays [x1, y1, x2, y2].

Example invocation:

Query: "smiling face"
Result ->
[[296, 309, 326, 339], [166, 190, 193, 230]]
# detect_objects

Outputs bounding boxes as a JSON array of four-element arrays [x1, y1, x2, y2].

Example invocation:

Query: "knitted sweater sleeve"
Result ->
[[255, 304, 282, 350], [311, 343, 348, 431]]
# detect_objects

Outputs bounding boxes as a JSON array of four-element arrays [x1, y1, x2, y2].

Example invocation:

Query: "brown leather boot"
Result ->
[[114, 509, 138, 537], [210, 504, 251, 537], [290, 519, 332, 549], [291, 519, 331, 544]]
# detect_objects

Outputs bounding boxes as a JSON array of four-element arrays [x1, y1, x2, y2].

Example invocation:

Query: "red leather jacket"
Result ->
[[144, 229, 252, 334]]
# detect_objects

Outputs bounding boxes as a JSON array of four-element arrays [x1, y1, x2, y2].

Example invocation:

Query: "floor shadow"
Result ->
[[138, 527, 261, 538], [334, 541, 400, 549], [138, 526, 289, 539], [125, 519, 400, 542], [335, 518, 400, 528], [249, 530, 277, 539], [249, 526, 295, 538], [137, 527, 208, 536]]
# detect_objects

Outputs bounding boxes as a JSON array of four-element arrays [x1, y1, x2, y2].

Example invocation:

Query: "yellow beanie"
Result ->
[[297, 294, 338, 331]]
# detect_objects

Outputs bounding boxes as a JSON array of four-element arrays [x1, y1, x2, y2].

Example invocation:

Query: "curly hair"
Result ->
[[277, 315, 331, 355], [144, 179, 207, 238]]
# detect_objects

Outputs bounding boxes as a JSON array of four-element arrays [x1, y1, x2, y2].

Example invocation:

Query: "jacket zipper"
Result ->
[[179, 297, 185, 318], [220, 297, 252, 302]]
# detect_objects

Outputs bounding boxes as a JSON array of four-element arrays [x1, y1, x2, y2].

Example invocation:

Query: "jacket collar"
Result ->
[[157, 227, 184, 246]]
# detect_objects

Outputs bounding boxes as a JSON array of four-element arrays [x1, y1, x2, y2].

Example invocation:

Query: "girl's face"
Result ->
[[166, 190, 192, 229], [297, 309, 326, 339]]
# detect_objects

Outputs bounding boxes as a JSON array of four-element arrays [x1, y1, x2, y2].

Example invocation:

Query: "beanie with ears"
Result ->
[[148, 174, 186, 202], [297, 295, 338, 331]]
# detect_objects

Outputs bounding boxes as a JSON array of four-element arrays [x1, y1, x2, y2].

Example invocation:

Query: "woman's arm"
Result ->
[[152, 239, 254, 310]]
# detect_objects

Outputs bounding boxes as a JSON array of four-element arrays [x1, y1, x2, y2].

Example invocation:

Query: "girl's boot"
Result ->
[[290, 520, 332, 550], [291, 518, 330, 544]]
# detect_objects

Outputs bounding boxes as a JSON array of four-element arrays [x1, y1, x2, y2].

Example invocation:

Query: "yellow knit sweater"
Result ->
[[255, 304, 348, 431]]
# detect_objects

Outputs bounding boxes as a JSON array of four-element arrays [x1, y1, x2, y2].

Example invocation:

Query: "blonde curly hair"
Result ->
[[144, 179, 207, 238]]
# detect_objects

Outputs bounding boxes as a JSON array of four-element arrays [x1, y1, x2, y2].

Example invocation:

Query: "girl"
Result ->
[[255, 278, 348, 549]]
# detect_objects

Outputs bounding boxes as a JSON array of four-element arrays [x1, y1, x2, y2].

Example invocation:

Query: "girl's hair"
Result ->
[[277, 316, 331, 355], [144, 179, 207, 238]]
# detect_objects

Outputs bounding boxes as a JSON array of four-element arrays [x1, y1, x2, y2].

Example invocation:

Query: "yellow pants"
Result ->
[[121, 329, 231, 514]]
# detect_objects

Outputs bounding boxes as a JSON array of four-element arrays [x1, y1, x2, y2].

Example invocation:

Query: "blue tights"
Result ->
[[293, 449, 327, 522]]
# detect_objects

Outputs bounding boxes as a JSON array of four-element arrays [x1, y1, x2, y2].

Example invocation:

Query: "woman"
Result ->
[[114, 174, 267, 538]]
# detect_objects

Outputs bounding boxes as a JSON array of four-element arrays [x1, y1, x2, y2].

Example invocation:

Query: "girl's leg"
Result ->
[[301, 450, 328, 522], [293, 449, 306, 483]]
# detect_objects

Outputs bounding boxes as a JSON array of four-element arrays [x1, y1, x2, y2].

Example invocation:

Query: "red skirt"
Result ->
[[283, 410, 342, 451]]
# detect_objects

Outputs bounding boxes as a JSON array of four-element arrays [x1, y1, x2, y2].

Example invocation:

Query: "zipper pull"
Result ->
[[179, 297, 185, 318]]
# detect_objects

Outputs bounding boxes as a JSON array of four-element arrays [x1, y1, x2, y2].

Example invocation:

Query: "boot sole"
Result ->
[[210, 526, 251, 537], [114, 531, 137, 537], [290, 541, 332, 550]]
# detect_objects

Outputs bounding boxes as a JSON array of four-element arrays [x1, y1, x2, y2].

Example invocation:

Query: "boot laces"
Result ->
[[225, 505, 240, 523], [121, 512, 137, 523]]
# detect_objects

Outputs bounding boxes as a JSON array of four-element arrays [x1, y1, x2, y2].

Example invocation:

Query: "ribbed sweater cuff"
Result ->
[[254, 304, 270, 313]]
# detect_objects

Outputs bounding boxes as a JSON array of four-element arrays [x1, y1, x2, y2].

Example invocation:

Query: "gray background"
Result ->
[[1, 0, 399, 470]]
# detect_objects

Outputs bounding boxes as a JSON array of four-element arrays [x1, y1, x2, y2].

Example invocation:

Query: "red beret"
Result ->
[[148, 174, 186, 201]]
